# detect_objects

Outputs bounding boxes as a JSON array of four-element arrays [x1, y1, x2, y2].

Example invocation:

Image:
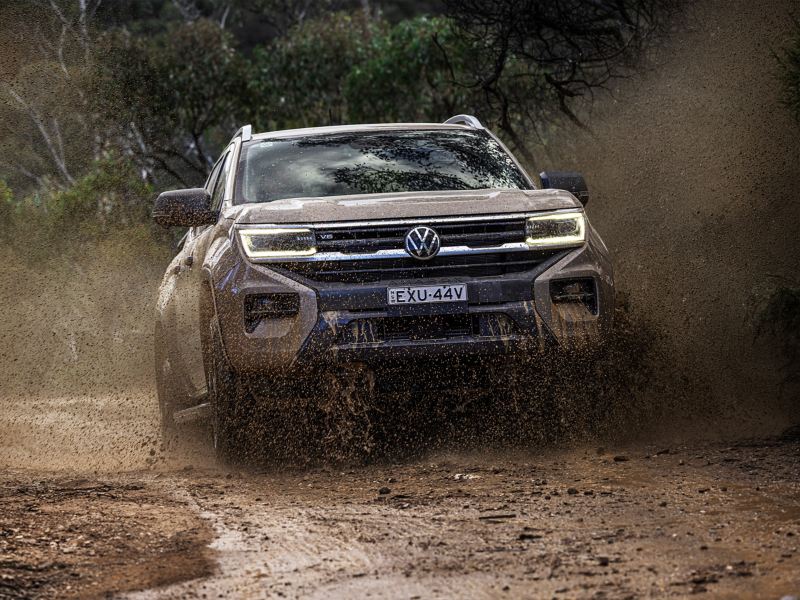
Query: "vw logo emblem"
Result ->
[[404, 226, 441, 260]]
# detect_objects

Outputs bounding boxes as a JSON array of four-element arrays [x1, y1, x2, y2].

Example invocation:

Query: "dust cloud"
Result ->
[[536, 0, 800, 439], [0, 239, 166, 471]]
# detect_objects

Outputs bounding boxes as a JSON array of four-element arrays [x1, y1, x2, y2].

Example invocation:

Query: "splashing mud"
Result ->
[[1, 2, 800, 597]]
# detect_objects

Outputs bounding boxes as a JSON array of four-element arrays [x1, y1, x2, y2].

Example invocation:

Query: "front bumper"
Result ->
[[211, 236, 614, 377]]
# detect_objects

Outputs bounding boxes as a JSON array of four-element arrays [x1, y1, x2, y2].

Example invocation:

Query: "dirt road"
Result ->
[[2, 431, 798, 599]]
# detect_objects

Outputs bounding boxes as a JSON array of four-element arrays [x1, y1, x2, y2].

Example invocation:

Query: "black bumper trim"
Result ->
[[295, 300, 546, 369]]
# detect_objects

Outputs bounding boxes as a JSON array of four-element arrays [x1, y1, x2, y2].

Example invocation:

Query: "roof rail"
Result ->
[[443, 114, 483, 129], [234, 124, 252, 142]]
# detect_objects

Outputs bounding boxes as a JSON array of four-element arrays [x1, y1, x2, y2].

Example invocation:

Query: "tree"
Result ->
[[94, 19, 248, 186], [248, 11, 555, 163], [0, 0, 102, 190], [345, 15, 555, 163], [249, 12, 378, 131], [344, 16, 475, 123], [443, 0, 678, 155]]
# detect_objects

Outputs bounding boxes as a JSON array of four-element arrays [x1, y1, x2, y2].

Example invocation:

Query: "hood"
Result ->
[[226, 189, 581, 225]]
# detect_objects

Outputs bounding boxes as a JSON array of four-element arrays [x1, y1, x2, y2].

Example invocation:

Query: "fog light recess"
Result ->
[[244, 293, 300, 332], [549, 278, 598, 315]]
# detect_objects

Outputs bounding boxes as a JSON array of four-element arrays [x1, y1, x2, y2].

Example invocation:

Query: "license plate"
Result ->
[[387, 284, 467, 305]]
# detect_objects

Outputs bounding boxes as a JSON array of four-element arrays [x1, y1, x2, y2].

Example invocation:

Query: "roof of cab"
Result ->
[[234, 115, 485, 142], [248, 122, 477, 142]]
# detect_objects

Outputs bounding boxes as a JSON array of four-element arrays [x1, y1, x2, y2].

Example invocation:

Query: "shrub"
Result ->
[[250, 12, 380, 131], [4, 156, 167, 259], [94, 19, 248, 186], [0, 180, 13, 237], [344, 16, 473, 123]]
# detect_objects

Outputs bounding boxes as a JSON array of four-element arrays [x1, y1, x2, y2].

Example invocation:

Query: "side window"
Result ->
[[211, 152, 232, 211], [189, 158, 225, 236], [204, 160, 223, 194]]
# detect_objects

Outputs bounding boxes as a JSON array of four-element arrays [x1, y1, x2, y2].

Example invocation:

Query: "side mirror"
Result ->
[[539, 171, 589, 206], [152, 188, 217, 228]]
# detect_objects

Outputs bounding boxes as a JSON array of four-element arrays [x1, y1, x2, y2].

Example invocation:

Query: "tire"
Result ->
[[154, 323, 179, 446], [208, 320, 252, 464]]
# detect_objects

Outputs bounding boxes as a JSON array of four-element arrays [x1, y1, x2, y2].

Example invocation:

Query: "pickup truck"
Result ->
[[153, 115, 614, 461]]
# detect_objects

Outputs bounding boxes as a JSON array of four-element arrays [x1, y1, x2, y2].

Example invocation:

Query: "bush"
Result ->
[[343, 16, 473, 123], [3, 156, 169, 260], [250, 12, 380, 130], [249, 11, 550, 159], [94, 19, 248, 186], [0, 180, 13, 238]]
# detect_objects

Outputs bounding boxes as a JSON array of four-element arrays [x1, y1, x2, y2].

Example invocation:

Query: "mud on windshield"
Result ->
[[236, 129, 532, 203]]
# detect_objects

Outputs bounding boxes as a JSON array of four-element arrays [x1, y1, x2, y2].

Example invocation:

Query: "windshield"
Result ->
[[237, 129, 531, 203]]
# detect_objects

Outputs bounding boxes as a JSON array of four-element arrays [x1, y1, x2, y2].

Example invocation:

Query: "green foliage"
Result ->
[[249, 12, 550, 161], [0, 181, 11, 204], [0, 181, 13, 240], [344, 16, 473, 122], [0, 1, 97, 192], [777, 18, 800, 124], [6, 156, 161, 258], [250, 14, 486, 128], [2, 2, 658, 235], [45, 156, 153, 230], [250, 12, 379, 130], [758, 287, 800, 381]]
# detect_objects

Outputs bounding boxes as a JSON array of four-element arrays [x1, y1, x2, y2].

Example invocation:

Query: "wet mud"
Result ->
[[3, 438, 799, 598]]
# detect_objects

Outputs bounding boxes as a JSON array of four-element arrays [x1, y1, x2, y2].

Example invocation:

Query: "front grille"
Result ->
[[276, 250, 561, 283], [338, 313, 519, 345], [314, 217, 527, 253]]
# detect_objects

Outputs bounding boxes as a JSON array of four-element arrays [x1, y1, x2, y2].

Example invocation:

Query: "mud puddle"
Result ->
[[0, 473, 213, 599]]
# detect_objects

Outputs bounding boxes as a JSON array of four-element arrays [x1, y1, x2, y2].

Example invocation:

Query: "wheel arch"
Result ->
[[199, 267, 222, 382]]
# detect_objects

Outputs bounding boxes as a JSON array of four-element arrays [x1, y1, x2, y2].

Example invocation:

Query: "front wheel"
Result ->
[[154, 323, 179, 446], [208, 321, 253, 464]]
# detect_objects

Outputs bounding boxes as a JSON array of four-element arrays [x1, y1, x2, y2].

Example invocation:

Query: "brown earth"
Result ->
[[2, 438, 799, 599], [0, 474, 213, 599]]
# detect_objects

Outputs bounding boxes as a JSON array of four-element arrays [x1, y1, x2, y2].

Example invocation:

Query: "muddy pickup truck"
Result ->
[[153, 115, 614, 460]]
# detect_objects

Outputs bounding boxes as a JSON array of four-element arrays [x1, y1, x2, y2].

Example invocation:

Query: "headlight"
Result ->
[[525, 211, 586, 248], [238, 228, 317, 258]]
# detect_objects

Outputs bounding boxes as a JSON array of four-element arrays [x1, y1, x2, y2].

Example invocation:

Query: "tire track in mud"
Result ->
[[127, 478, 492, 599], [124, 440, 799, 599]]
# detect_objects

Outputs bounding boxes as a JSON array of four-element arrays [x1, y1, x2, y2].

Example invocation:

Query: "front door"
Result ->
[[173, 148, 233, 397]]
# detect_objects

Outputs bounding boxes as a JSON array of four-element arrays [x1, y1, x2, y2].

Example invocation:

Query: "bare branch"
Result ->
[[3, 84, 76, 185], [445, 0, 679, 127]]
